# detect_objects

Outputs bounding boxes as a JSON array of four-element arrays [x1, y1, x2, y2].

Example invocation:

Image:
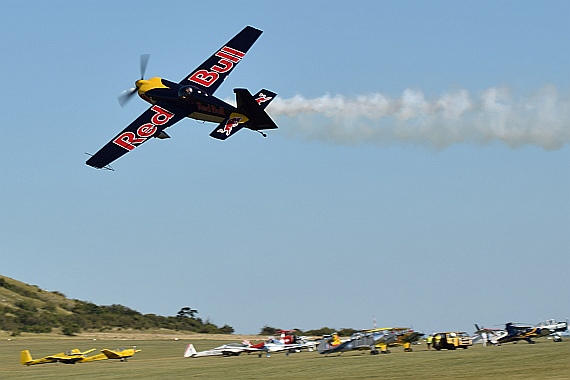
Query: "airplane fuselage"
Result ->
[[138, 78, 246, 124]]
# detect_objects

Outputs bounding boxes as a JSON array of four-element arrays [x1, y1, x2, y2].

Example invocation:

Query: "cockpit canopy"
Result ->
[[178, 85, 207, 100], [178, 86, 194, 99]]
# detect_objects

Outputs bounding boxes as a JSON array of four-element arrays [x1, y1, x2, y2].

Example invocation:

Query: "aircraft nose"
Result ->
[[135, 79, 148, 95]]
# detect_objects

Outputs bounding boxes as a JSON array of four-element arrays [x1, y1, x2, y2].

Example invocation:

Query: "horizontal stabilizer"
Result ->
[[210, 117, 245, 140]]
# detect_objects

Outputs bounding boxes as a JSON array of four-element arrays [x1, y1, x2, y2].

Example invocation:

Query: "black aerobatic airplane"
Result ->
[[86, 26, 277, 170]]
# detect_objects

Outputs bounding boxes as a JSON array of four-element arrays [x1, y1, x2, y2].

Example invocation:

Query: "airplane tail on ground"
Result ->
[[505, 323, 518, 336], [316, 339, 333, 354], [210, 88, 278, 140], [20, 350, 33, 365], [183, 344, 197, 358]]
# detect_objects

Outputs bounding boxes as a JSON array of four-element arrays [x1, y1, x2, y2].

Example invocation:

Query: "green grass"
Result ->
[[1, 337, 569, 379]]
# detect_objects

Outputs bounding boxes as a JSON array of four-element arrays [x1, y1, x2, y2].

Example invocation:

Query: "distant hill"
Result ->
[[0, 275, 233, 336]]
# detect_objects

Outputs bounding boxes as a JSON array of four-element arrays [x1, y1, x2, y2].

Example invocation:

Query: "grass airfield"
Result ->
[[1, 333, 569, 379]]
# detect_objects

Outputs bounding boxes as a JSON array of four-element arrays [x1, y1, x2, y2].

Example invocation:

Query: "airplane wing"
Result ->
[[44, 353, 84, 364], [79, 353, 108, 362], [264, 343, 303, 353], [69, 348, 96, 355], [178, 26, 262, 95], [86, 103, 186, 169], [100, 349, 126, 359]]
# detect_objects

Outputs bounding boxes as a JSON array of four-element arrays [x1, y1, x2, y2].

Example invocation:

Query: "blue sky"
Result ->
[[1, 1, 568, 334]]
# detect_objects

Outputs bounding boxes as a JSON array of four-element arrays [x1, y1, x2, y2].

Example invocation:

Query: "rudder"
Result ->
[[251, 89, 277, 110], [183, 344, 198, 358], [209, 88, 278, 140], [234, 88, 278, 131], [20, 350, 33, 365]]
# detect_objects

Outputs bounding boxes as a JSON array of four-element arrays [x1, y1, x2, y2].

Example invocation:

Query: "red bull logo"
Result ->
[[113, 105, 174, 151], [255, 93, 273, 105], [217, 117, 242, 136]]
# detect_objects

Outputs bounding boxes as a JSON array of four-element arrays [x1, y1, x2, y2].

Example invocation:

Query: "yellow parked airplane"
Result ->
[[99, 347, 141, 361], [20, 348, 96, 365]]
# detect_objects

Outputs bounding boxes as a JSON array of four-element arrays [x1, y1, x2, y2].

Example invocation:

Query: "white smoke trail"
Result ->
[[266, 85, 570, 150]]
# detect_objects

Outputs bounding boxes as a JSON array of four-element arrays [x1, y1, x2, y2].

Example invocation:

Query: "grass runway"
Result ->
[[1, 336, 569, 379]]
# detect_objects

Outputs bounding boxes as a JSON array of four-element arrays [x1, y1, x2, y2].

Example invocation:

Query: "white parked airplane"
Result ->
[[535, 319, 569, 342], [184, 341, 263, 358]]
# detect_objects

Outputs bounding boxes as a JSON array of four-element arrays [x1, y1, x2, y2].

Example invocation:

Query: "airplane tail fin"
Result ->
[[316, 339, 332, 354], [183, 344, 197, 358], [20, 350, 33, 365], [505, 323, 517, 336], [209, 88, 278, 140], [234, 88, 278, 131]]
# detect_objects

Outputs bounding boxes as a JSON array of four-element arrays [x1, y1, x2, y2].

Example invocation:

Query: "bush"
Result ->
[[62, 324, 81, 336], [303, 327, 336, 336], [259, 325, 279, 335]]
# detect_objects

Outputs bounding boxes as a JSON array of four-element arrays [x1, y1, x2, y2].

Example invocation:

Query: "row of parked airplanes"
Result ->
[[184, 319, 569, 358], [20, 347, 140, 366], [20, 319, 567, 364]]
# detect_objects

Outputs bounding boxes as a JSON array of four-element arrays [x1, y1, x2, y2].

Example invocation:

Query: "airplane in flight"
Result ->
[[317, 330, 397, 355], [20, 348, 96, 365], [86, 25, 278, 170]]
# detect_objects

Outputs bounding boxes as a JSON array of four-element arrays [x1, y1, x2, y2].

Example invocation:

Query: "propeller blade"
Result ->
[[117, 55, 150, 108], [118, 88, 137, 108], [140, 54, 150, 79]]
